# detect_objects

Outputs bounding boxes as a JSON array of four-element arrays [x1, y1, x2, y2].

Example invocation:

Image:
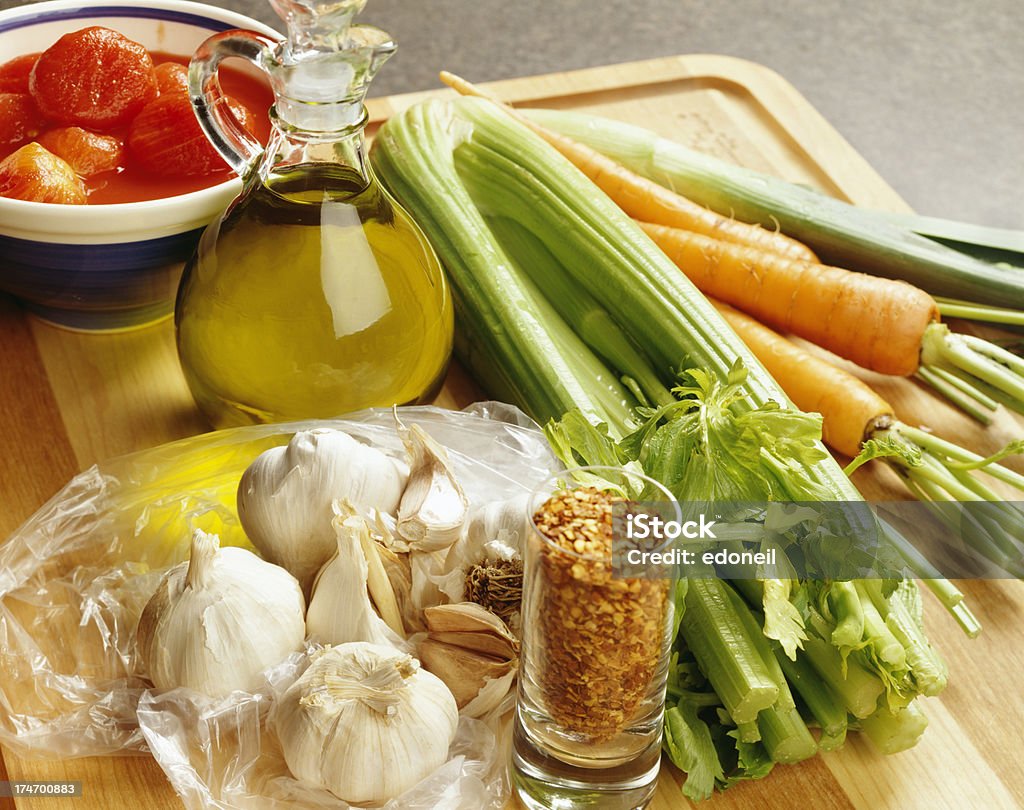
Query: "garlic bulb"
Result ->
[[275, 642, 459, 804], [305, 507, 401, 648], [449, 493, 530, 567], [439, 493, 529, 608], [395, 420, 468, 553], [237, 429, 407, 594], [136, 529, 305, 698]]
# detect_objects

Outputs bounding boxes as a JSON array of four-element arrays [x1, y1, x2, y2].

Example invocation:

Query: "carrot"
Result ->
[[640, 221, 939, 377], [439, 71, 818, 263], [713, 300, 892, 457], [643, 221, 1024, 419], [713, 300, 1024, 581]]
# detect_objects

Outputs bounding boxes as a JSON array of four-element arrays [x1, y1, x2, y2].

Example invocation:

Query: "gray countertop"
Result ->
[[364, 0, 1024, 230], [3, 0, 1021, 228]]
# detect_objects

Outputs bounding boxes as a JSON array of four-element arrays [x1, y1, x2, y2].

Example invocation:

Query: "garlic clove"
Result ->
[[461, 666, 518, 719], [373, 538, 420, 634], [419, 603, 520, 714], [370, 508, 400, 549], [305, 511, 401, 649], [409, 548, 447, 621], [237, 428, 407, 595], [395, 420, 469, 553], [424, 601, 518, 644], [428, 631, 518, 660], [348, 503, 404, 637], [417, 638, 513, 708]]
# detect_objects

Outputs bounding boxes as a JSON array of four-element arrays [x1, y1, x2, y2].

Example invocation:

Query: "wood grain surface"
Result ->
[[1, 54, 1022, 810]]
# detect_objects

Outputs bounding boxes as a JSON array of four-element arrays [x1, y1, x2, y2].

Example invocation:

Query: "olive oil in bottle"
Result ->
[[177, 0, 452, 427]]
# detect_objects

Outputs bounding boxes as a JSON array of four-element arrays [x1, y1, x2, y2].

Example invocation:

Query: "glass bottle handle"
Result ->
[[188, 30, 280, 177]]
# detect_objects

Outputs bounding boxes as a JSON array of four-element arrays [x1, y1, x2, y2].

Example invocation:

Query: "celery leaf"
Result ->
[[762, 578, 807, 660], [664, 702, 725, 801]]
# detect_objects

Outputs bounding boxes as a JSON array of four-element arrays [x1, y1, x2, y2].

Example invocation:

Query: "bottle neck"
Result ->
[[258, 105, 370, 190]]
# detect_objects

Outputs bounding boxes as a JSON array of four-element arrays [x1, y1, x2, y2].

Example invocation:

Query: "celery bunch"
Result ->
[[548, 379, 950, 799], [370, 97, 973, 798]]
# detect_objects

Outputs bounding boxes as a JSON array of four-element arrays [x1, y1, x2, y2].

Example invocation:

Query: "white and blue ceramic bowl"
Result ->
[[0, 0, 278, 332]]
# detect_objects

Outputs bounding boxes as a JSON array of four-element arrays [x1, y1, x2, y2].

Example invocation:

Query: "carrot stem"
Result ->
[[922, 323, 1024, 404], [905, 474, 1019, 573], [938, 369, 999, 410], [950, 602, 983, 638], [945, 366, 1024, 418], [911, 455, 990, 500], [868, 427, 1024, 523], [898, 425, 1024, 491], [903, 477, 1010, 567], [917, 366, 995, 423], [917, 374, 987, 423], [915, 366, 995, 424], [944, 470, 1024, 549]]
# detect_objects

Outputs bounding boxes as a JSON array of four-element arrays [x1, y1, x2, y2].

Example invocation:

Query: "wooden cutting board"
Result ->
[[1, 54, 1022, 810]]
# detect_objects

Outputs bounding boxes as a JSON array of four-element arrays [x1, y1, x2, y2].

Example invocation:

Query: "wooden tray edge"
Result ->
[[365, 53, 911, 213]]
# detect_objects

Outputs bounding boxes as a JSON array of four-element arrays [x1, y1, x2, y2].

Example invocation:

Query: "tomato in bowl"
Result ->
[[0, 0, 279, 331]]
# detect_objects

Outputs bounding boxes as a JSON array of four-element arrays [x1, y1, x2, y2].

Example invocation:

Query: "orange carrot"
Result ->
[[439, 71, 818, 263], [718, 300, 1024, 597], [640, 221, 940, 377], [712, 300, 892, 457]]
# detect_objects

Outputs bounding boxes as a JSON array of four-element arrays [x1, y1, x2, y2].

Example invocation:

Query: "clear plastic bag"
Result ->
[[0, 403, 556, 808]]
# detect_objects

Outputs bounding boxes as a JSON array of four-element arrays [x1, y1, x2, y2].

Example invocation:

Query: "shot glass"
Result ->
[[513, 465, 680, 810]]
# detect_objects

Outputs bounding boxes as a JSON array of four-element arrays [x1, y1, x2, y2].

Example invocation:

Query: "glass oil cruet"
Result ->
[[176, 0, 453, 428]]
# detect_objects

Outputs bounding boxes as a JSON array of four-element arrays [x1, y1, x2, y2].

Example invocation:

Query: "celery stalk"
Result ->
[[756, 704, 818, 764], [680, 580, 779, 725], [731, 601, 795, 713], [370, 100, 637, 436], [828, 581, 865, 649], [854, 582, 907, 671], [818, 726, 848, 752], [773, 647, 847, 740], [735, 720, 762, 743], [863, 580, 948, 697], [801, 637, 885, 719], [484, 216, 676, 408], [860, 701, 929, 754]]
